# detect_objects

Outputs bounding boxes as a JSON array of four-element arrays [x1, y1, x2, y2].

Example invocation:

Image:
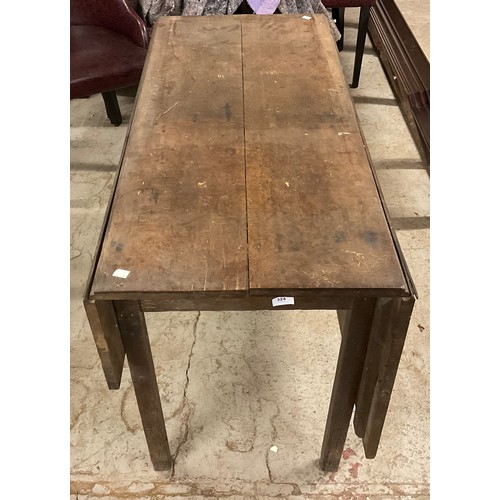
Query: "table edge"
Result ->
[[83, 22, 161, 304]]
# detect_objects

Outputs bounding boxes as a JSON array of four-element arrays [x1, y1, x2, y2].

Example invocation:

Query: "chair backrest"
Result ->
[[70, 0, 148, 48]]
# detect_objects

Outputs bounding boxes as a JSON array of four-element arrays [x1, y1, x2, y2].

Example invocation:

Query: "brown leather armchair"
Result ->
[[321, 0, 377, 88], [70, 0, 149, 126]]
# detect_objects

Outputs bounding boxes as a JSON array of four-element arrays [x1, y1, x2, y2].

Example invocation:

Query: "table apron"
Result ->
[[139, 295, 355, 312]]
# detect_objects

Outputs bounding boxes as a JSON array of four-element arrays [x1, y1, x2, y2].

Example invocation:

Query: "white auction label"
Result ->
[[272, 296, 295, 307], [112, 269, 130, 279]]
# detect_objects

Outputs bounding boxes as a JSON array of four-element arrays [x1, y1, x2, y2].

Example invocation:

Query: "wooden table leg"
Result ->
[[354, 296, 415, 458], [319, 297, 377, 471], [84, 299, 124, 390], [114, 300, 172, 471]]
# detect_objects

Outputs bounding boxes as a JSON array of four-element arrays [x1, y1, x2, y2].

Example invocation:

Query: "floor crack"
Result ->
[[270, 404, 280, 443], [265, 403, 281, 483], [171, 311, 201, 476], [265, 450, 273, 483]]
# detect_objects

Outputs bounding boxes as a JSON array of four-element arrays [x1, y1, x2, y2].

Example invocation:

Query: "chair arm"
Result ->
[[70, 0, 148, 48]]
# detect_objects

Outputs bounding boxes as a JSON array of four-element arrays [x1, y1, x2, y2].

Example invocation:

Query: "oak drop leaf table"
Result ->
[[84, 14, 416, 472]]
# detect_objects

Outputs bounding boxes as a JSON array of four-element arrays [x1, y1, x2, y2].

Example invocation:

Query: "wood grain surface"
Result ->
[[242, 15, 407, 294], [92, 16, 248, 295], [91, 15, 408, 298]]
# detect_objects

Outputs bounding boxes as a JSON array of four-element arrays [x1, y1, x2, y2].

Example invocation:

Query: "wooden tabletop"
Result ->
[[90, 14, 409, 299]]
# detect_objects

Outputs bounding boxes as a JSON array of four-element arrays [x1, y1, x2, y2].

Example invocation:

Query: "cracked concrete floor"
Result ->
[[70, 9, 430, 500]]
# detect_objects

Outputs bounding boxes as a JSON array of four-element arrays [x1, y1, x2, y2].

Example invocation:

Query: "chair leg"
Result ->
[[332, 7, 345, 52], [102, 91, 123, 126], [350, 6, 371, 89]]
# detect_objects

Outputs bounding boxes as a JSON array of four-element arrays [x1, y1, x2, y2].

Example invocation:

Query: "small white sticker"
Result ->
[[272, 296, 295, 307], [112, 269, 130, 279], [302, 15, 312, 20]]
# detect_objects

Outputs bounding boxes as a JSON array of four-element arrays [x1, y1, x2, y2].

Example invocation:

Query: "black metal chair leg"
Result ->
[[332, 7, 345, 52], [102, 91, 123, 126], [350, 6, 371, 88]]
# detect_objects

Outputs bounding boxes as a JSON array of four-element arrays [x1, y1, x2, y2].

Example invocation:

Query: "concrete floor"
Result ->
[[70, 8, 430, 500]]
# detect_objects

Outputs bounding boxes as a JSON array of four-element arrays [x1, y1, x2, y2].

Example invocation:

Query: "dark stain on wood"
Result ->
[[148, 188, 160, 204], [224, 102, 232, 122], [363, 230, 378, 245], [111, 240, 124, 253], [335, 231, 346, 243]]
